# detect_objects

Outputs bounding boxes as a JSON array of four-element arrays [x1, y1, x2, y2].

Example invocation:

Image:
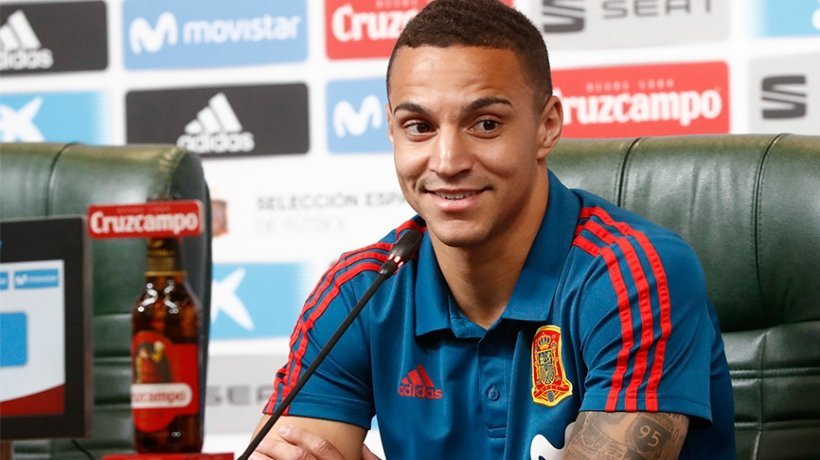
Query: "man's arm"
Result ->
[[250, 414, 367, 460], [565, 411, 688, 460]]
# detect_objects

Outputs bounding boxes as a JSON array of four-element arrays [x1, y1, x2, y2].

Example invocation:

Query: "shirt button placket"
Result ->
[[477, 335, 507, 434]]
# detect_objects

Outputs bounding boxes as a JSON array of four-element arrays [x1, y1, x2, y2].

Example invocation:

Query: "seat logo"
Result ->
[[397, 364, 443, 400], [129, 12, 178, 54], [541, 0, 585, 33], [0, 10, 53, 71], [0, 97, 44, 142], [176, 93, 255, 154], [761, 75, 807, 120], [333, 95, 382, 138]]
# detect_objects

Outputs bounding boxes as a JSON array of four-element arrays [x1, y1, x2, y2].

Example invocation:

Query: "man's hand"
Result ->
[[251, 424, 346, 460], [249, 415, 367, 460], [565, 411, 688, 459]]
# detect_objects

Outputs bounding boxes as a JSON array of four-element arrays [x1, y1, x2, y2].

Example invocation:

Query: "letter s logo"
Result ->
[[333, 95, 383, 137], [130, 12, 178, 54]]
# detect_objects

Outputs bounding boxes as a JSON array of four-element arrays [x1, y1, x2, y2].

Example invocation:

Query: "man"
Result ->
[[251, 0, 735, 458]]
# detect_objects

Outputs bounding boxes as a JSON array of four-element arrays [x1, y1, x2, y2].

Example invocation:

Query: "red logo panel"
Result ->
[[553, 62, 730, 138], [326, 0, 514, 60], [88, 200, 203, 239]]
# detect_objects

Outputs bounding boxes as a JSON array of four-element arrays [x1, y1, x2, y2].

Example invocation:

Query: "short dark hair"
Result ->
[[386, 0, 552, 105]]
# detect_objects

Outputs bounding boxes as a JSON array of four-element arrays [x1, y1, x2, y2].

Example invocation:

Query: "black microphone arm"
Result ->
[[238, 228, 423, 460]]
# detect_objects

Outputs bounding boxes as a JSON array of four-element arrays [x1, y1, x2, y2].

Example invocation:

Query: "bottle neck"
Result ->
[[145, 237, 186, 277]]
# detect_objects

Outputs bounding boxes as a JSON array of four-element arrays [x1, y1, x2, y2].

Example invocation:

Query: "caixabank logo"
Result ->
[[0, 2, 107, 74], [553, 62, 729, 138], [325, 0, 513, 59], [210, 263, 305, 340], [538, 0, 728, 48], [126, 84, 309, 157], [749, 54, 819, 135], [123, 0, 306, 69], [327, 78, 391, 154], [756, 0, 820, 37], [0, 92, 109, 143]]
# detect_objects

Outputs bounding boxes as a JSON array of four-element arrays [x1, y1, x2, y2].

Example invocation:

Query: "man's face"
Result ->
[[387, 46, 562, 250]]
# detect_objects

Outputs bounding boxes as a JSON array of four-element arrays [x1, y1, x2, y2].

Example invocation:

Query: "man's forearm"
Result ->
[[565, 411, 689, 459]]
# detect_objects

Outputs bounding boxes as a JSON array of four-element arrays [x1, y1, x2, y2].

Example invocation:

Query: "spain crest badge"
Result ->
[[531, 325, 572, 407]]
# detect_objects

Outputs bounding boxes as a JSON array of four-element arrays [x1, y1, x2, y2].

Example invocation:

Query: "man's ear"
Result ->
[[536, 95, 563, 161], [385, 103, 395, 144]]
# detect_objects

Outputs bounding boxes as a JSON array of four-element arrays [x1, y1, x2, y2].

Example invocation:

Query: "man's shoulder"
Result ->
[[334, 215, 426, 270], [568, 187, 703, 281], [571, 188, 691, 250]]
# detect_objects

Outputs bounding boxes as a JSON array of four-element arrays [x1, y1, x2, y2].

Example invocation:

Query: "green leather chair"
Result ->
[[0, 143, 212, 459], [550, 133, 820, 459]]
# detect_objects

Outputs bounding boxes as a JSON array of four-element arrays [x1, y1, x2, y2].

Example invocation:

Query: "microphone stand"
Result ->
[[237, 229, 422, 460]]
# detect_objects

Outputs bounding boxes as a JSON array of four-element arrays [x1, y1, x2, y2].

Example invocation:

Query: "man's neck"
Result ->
[[432, 182, 549, 329]]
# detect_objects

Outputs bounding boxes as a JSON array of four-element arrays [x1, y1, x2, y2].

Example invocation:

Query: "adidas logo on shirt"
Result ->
[[398, 364, 443, 400], [176, 92, 255, 154], [0, 10, 53, 71]]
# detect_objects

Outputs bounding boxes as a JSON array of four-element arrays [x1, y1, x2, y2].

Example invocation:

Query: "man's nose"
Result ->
[[429, 127, 472, 177]]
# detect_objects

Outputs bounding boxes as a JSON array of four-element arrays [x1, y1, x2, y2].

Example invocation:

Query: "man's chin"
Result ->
[[427, 223, 486, 250]]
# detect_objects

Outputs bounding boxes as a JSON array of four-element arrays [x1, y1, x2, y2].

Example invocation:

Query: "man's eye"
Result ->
[[474, 119, 499, 132], [407, 122, 433, 134]]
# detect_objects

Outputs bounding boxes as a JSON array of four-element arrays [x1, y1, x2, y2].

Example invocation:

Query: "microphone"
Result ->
[[238, 228, 423, 460]]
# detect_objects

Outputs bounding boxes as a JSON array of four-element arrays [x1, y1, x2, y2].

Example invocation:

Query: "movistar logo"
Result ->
[[333, 95, 382, 137], [13, 269, 60, 289], [0, 10, 53, 71], [130, 12, 178, 54], [128, 11, 301, 55]]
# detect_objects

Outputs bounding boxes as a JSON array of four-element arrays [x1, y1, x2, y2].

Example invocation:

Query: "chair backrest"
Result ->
[[549, 133, 820, 459], [0, 143, 212, 459]]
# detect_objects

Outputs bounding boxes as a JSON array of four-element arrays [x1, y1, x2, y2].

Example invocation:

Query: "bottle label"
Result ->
[[131, 330, 200, 432]]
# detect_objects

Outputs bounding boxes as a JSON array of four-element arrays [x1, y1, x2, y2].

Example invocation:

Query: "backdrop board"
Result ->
[[0, 217, 92, 440]]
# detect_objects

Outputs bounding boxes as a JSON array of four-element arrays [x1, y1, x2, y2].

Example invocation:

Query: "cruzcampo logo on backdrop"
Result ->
[[553, 61, 730, 138], [123, 0, 307, 69], [324, 0, 513, 59]]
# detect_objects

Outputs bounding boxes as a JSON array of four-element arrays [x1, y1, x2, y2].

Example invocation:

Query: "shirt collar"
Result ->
[[502, 171, 580, 322], [414, 171, 581, 335], [414, 232, 451, 336]]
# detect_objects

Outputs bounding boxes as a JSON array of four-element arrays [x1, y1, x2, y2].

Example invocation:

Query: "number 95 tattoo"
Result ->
[[566, 411, 688, 460]]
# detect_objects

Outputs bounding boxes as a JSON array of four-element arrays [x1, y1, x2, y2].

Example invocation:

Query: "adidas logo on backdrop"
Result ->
[[0, 10, 53, 71], [397, 364, 443, 400], [176, 93, 255, 154]]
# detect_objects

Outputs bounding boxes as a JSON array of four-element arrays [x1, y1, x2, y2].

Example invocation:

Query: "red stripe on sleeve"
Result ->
[[572, 235, 601, 256], [280, 260, 384, 410], [600, 246, 635, 412], [584, 207, 672, 412]]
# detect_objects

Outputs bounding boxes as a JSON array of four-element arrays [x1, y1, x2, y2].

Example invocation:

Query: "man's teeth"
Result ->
[[436, 191, 478, 200]]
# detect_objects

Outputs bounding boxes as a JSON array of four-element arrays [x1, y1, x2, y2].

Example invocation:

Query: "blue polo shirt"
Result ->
[[265, 172, 735, 459]]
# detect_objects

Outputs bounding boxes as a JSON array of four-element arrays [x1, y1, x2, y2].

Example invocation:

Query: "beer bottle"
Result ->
[[131, 236, 203, 453]]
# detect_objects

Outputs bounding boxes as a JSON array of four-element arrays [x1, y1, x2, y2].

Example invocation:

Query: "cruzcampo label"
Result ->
[[131, 330, 199, 432]]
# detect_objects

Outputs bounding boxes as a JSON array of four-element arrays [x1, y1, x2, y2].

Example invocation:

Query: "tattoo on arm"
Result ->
[[566, 411, 688, 460]]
